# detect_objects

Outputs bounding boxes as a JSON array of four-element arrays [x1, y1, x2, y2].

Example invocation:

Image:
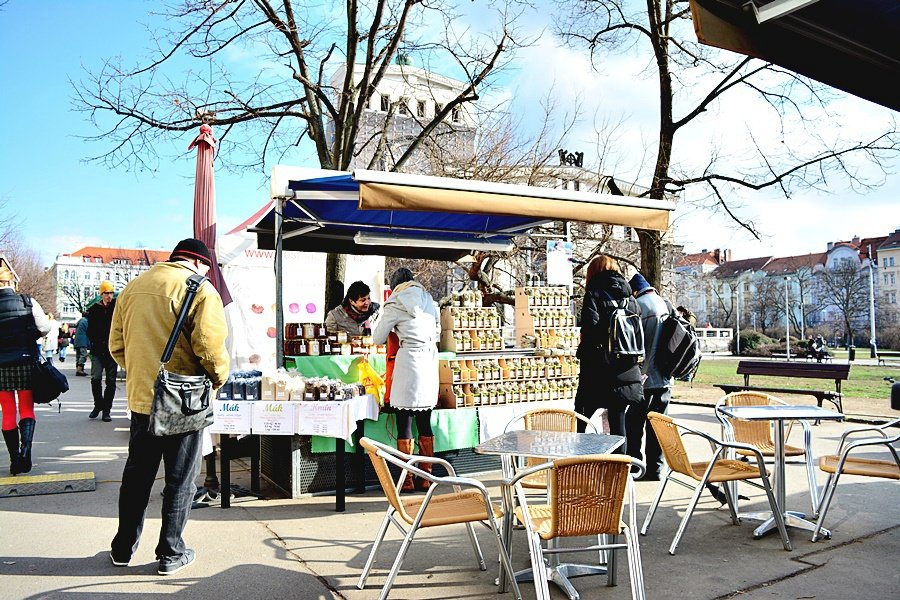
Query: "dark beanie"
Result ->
[[629, 273, 653, 294], [389, 267, 415, 289], [169, 238, 213, 266]]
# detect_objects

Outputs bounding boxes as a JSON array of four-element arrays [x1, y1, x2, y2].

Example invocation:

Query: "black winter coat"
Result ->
[[86, 300, 116, 359], [574, 270, 643, 413]]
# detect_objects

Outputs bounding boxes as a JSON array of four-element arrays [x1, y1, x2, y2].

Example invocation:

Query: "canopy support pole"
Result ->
[[275, 197, 285, 368]]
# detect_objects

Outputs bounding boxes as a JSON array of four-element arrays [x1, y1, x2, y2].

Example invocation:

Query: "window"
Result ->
[[624, 226, 633, 240], [451, 107, 460, 123], [892, 273, 896, 285], [417, 100, 426, 118], [84, 272, 90, 280], [398, 98, 409, 115], [891, 257, 896, 267], [887, 274, 891, 286], [95, 272, 100, 281], [380, 94, 389, 112], [885, 258, 889, 268], [435, 102, 443, 115], [573, 180, 581, 191]]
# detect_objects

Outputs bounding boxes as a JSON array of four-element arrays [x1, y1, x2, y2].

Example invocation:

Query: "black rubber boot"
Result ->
[[18, 418, 35, 474], [90, 379, 103, 418], [3, 428, 23, 475], [102, 382, 116, 421]]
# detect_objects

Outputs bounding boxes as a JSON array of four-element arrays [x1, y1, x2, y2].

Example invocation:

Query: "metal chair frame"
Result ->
[[714, 392, 819, 513], [812, 418, 900, 542], [511, 455, 647, 600], [640, 412, 792, 554], [357, 437, 522, 600]]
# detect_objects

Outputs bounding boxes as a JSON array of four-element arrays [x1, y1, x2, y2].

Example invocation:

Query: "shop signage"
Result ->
[[295, 401, 347, 437], [210, 400, 252, 434], [250, 401, 296, 435]]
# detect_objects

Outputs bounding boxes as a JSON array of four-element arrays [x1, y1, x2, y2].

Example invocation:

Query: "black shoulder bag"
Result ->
[[25, 294, 69, 406], [148, 274, 214, 436]]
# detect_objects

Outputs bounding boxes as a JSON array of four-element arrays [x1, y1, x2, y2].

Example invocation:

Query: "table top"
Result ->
[[474, 430, 625, 460], [719, 404, 844, 421]]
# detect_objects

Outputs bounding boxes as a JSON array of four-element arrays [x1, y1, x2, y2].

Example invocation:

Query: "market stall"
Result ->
[[233, 166, 673, 499]]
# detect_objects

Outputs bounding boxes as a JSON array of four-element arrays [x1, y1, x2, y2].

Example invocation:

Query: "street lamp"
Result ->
[[868, 243, 877, 358], [784, 276, 791, 361], [736, 280, 743, 356]]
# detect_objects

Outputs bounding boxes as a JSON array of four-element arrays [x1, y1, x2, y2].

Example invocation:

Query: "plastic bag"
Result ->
[[357, 357, 386, 406]]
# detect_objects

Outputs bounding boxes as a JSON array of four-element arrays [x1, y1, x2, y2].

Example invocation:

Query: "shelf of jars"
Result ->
[[439, 306, 504, 352], [514, 286, 579, 351], [283, 322, 384, 357], [437, 354, 580, 408]]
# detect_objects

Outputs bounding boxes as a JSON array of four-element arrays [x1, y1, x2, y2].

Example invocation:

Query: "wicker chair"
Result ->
[[504, 408, 600, 490], [512, 455, 646, 600], [356, 437, 521, 600], [640, 412, 792, 554], [715, 391, 819, 512], [812, 418, 900, 542]]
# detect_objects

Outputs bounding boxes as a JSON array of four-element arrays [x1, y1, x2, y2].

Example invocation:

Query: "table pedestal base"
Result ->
[[501, 563, 608, 600], [741, 510, 831, 540]]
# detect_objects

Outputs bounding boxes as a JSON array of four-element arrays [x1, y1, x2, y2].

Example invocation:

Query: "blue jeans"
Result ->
[[625, 387, 672, 476], [111, 413, 203, 561]]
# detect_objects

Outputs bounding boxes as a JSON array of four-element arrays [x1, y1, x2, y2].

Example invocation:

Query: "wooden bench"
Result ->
[[876, 351, 900, 366], [715, 360, 851, 414]]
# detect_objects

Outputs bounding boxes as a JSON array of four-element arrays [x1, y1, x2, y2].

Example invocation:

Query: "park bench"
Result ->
[[876, 350, 900, 366], [714, 360, 850, 414]]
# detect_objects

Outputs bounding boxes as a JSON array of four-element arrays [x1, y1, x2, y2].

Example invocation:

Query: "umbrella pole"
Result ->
[[275, 197, 285, 369]]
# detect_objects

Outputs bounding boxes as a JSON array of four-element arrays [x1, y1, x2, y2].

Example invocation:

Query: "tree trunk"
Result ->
[[325, 253, 347, 313], [637, 229, 662, 288]]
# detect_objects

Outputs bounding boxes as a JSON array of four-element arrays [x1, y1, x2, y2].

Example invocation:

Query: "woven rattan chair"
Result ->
[[357, 437, 521, 600], [811, 418, 900, 542], [504, 408, 600, 490], [715, 392, 819, 512], [511, 455, 646, 600], [640, 412, 792, 554]]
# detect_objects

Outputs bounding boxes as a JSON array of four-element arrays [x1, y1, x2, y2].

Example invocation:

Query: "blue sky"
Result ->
[[2, 1, 898, 266]]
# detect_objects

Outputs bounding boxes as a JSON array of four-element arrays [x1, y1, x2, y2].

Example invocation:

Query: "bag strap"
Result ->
[[160, 274, 208, 365]]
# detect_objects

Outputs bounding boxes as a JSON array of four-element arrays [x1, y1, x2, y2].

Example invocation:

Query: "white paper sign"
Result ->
[[295, 402, 348, 438], [210, 400, 253, 435], [251, 401, 296, 435]]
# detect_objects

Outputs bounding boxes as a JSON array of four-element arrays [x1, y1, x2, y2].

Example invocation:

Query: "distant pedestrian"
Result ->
[[108, 238, 230, 576], [58, 323, 70, 362], [42, 314, 59, 360], [676, 305, 697, 328], [87, 281, 117, 421], [74, 312, 90, 376], [0, 265, 51, 475]]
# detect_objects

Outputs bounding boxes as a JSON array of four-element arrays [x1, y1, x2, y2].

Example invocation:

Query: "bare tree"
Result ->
[[816, 261, 868, 344], [2, 235, 57, 314], [748, 276, 782, 337], [554, 0, 900, 288], [75, 1, 530, 304]]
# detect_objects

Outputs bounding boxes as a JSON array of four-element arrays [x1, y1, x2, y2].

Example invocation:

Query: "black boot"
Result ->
[[102, 382, 116, 422], [3, 428, 23, 475], [18, 418, 35, 474], [90, 379, 103, 418]]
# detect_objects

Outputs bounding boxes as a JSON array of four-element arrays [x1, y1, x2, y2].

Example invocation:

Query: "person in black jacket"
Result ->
[[87, 280, 118, 422], [0, 265, 51, 474], [574, 255, 644, 440]]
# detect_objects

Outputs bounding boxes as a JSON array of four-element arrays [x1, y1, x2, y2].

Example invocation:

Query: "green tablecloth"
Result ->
[[310, 408, 479, 453], [289, 353, 465, 452]]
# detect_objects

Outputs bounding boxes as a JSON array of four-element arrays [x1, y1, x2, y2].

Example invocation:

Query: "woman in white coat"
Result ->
[[373, 267, 440, 492], [42, 314, 59, 360]]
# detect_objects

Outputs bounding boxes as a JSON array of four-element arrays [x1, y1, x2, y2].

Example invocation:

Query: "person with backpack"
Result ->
[[574, 255, 644, 441], [626, 273, 674, 481]]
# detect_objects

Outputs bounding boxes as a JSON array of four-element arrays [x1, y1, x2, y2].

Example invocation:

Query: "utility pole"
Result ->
[[784, 276, 791, 361], [736, 280, 742, 356], [868, 243, 877, 358]]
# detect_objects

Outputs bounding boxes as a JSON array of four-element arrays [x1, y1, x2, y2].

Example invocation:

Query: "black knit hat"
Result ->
[[169, 238, 213, 266]]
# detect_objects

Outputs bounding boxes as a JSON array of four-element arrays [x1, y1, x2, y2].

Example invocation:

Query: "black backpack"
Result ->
[[656, 302, 701, 381], [600, 293, 645, 362]]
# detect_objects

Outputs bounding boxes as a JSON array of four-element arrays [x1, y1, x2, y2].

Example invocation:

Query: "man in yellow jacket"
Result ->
[[108, 238, 230, 576]]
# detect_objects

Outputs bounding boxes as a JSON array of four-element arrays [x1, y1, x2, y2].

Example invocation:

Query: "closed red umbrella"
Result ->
[[189, 123, 232, 306]]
